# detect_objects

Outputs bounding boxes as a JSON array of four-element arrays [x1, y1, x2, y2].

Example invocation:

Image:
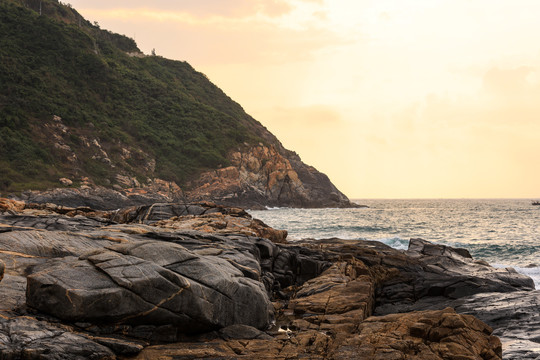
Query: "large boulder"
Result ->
[[26, 241, 274, 333]]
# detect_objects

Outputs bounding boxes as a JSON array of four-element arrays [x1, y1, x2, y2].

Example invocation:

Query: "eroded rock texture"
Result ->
[[187, 145, 357, 209], [27, 240, 273, 332], [0, 316, 117, 360], [0, 199, 535, 358]]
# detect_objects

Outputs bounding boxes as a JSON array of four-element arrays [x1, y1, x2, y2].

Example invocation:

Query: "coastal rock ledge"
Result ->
[[16, 144, 361, 210], [0, 199, 538, 359]]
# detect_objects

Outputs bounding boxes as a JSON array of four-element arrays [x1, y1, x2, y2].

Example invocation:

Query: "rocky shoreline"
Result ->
[[0, 198, 538, 359]]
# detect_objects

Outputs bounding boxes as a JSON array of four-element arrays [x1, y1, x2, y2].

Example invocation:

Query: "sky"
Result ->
[[67, 0, 540, 199]]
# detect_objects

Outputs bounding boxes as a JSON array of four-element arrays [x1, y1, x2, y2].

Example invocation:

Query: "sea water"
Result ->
[[249, 199, 540, 288]]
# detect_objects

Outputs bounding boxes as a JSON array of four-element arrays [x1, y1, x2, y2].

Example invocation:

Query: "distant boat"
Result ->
[[533, 201, 540, 206]]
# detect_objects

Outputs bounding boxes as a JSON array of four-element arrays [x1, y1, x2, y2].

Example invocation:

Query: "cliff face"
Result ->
[[0, 0, 356, 209], [188, 145, 355, 208]]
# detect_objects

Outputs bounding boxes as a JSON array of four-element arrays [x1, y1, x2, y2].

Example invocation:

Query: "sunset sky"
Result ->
[[67, 0, 540, 199]]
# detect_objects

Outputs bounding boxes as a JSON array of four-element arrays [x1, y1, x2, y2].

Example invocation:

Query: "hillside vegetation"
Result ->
[[0, 0, 274, 192]]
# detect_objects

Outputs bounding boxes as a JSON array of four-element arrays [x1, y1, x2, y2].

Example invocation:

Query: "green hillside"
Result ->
[[0, 0, 273, 192]]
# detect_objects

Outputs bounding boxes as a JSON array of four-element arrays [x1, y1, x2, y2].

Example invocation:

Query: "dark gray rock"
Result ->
[[0, 315, 116, 359], [0, 259, 4, 282], [0, 214, 110, 232], [26, 240, 274, 333], [0, 228, 128, 259], [0, 275, 26, 313], [374, 238, 534, 315]]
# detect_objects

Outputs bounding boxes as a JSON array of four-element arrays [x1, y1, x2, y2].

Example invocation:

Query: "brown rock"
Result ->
[[59, 177, 73, 186], [186, 144, 356, 208], [330, 308, 501, 360], [0, 198, 25, 213], [132, 309, 501, 360]]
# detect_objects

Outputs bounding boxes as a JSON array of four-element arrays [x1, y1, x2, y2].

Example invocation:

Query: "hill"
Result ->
[[0, 0, 356, 208]]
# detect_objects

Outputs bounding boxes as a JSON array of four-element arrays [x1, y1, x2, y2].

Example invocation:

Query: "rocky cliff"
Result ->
[[0, 0, 357, 209], [187, 144, 355, 209]]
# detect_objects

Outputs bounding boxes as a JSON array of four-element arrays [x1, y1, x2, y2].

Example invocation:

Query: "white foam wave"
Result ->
[[378, 237, 409, 251], [493, 263, 540, 289], [515, 266, 540, 289]]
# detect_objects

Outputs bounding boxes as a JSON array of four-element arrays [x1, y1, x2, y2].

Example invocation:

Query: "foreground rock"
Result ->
[[27, 240, 273, 332], [0, 199, 535, 358]]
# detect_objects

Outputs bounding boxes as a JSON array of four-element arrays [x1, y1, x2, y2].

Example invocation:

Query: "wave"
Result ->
[[378, 237, 410, 250], [493, 264, 540, 289]]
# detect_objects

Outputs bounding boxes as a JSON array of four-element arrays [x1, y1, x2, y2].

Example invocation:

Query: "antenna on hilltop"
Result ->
[[39, 0, 42, 15]]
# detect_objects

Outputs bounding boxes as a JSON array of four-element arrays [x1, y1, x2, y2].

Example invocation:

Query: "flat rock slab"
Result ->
[[0, 315, 115, 360]]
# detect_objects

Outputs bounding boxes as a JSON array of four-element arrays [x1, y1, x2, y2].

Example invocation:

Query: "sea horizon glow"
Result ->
[[67, 0, 540, 199]]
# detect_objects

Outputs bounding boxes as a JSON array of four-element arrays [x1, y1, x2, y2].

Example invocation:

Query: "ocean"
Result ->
[[249, 199, 540, 288]]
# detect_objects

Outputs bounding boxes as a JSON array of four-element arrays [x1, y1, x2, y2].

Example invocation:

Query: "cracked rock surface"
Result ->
[[0, 199, 535, 358]]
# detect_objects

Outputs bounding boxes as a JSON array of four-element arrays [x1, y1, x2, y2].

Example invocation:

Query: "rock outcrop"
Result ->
[[27, 240, 273, 332], [19, 181, 184, 211], [0, 199, 536, 358], [18, 144, 359, 209], [187, 144, 357, 209]]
